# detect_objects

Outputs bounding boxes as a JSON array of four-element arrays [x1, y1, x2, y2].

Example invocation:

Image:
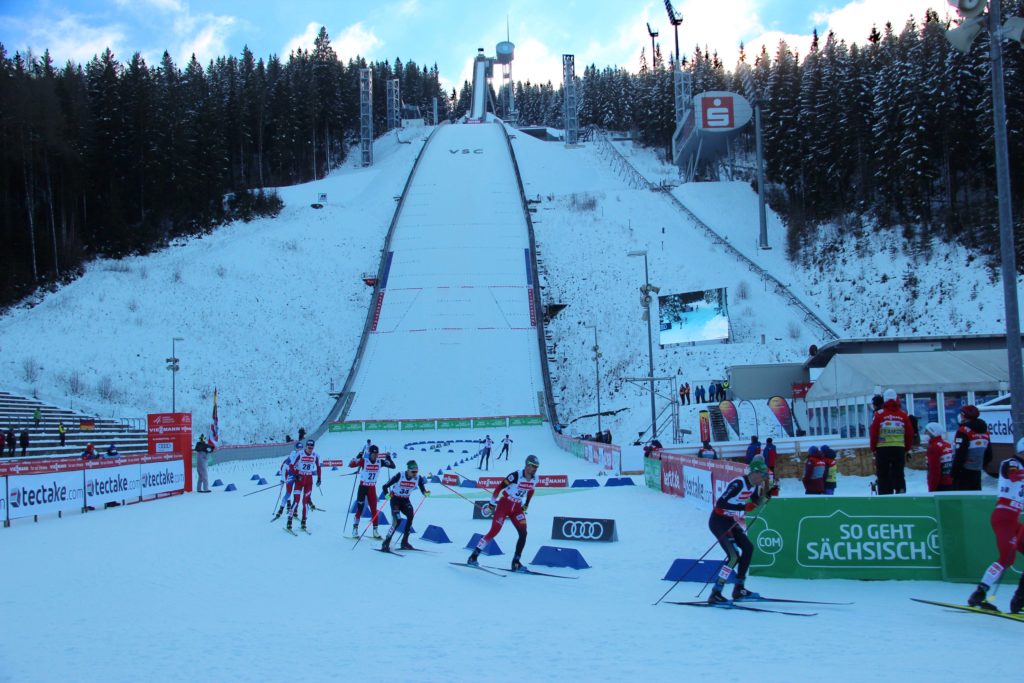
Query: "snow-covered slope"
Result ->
[[0, 133, 428, 442]]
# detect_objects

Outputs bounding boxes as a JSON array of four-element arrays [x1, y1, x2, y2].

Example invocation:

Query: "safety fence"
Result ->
[[554, 432, 622, 473], [328, 415, 544, 432], [643, 452, 747, 508], [0, 451, 189, 526]]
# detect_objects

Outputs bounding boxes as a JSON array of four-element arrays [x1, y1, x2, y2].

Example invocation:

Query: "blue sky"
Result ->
[[1, 1, 951, 88]]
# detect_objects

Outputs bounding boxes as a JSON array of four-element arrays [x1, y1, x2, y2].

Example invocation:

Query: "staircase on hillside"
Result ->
[[0, 391, 148, 458], [707, 405, 731, 443]]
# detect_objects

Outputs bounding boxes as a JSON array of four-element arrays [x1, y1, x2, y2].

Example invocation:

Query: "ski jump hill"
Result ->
[[316, 122, 556, 458]]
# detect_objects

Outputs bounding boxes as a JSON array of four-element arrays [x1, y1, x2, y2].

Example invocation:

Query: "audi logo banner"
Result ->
[[552, 516, 618, 542]]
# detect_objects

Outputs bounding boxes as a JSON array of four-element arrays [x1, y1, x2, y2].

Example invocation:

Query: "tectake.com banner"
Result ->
[[140, 457, 186, 497], [7, 470, 85, 520], [659, 452, 746, 503], [83, 460, 141, 507]]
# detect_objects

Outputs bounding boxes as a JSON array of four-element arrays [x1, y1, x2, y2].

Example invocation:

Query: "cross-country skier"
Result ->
[[707, 458, 778, 604], [379, 460, 430, 551], [272, 440, 304, 520], [499, 435, 513, 460], [968, 437, 1024, 612], [349, 444, 395, 538], [467, 454, 539, 571], [478, 435, 493, 470], [287, 439, 321, 533]]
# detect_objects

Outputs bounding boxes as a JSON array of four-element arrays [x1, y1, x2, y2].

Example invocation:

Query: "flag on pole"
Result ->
[[209, 387, 220, 447]]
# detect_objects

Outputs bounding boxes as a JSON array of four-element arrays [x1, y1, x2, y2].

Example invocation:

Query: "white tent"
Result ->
[[806, 350, 1015, 402]]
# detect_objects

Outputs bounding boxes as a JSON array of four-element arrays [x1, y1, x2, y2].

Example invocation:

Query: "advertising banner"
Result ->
[[682, 465, 714, 510], [767, 396, 795, 437], [473, 418, 507, 428], [147, 413, 192, 492], [140, 457, 186, 497], [552, 516, 618, 542], [473, 500, 495, 519], [508, 416, 544, 426], [644, 457, 662, 491], [719, 400, 739, 436], [748, 496, 944, 580], [7, 470, 85, 520], [441, 473, 459, 486], [659, 452, 746, 503], [364, 421, 400, 431], [400, 420, 436, 431], [478, 477, 504, 489], [980, 407, 1013, 444], [83, 461, 140, 507], [538, 475, 568, 488], [437, 419, 472, 429], [0, 476, 6, 520], [661, 454, 684, 496], [329, 422, 364, 432]]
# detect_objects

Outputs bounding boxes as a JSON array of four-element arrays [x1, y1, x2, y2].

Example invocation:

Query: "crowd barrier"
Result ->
[[0, 452, 189, 525], [646, 452, 747, 508], [328, 415, 544, 432], [553, 433, 621, 473]]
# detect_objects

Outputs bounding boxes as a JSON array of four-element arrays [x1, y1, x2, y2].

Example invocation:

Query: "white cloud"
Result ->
[[283, 21, 382, 59], [113, 0, 184, 11], [812, 0, 953, 44], [177, 14, 237, 65], [7, 15, 127, 65]]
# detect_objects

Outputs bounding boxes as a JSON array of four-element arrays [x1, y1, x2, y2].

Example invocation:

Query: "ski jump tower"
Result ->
[[467, 38, 517, 123]]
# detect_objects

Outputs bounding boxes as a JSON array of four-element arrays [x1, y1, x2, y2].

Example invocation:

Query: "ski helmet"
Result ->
[[294, 440, 303, 450], [407, 460, 418, 471], [525, 454, 540, 468], [747, 457, 768, 475]]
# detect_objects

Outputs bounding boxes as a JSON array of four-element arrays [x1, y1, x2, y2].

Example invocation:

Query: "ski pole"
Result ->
[[342, 464, 360, 532], [438, 480, 479, 506], [270, 481, 284, 515], [694, 499, 772, 599], [244, 482, 282, 497], [385, 492, 430, 545], [351, 496, 389, 549]]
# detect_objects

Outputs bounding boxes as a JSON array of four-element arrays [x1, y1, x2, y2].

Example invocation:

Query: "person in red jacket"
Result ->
[[923, 423, 954, 492], [802, 446, 826, 494], [763, 438, 778, 475], [869, 388, 913, 495]]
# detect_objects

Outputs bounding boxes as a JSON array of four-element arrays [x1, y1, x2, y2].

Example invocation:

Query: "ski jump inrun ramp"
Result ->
[[339, 123, 547, 426]]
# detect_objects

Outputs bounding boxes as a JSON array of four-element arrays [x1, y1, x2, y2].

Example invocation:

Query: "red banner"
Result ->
[[767, 396, 795, 437], [699, 410, 711, 443], [442, 473, 459, 486], [478, 476, 504, 489], [658, 451, 746, 502], [719, 400, 739, 437], [148, 413, 193, 492], [538, 475, 567, 488], [791, 382, 813, 399]]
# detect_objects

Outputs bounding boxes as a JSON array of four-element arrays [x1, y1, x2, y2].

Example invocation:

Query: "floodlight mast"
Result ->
[[664, 0, 682, 67], [646, 22, 659, 64]]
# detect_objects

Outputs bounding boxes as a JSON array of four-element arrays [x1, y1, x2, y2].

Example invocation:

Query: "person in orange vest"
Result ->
[[869, 389, 913, 494], [802, 446, 826, 494], [923, 423, 954, 492]]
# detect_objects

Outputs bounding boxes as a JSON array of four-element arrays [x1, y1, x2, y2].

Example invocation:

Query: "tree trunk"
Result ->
[[22, 133, 39, 282], [44, 152, 60, 278]]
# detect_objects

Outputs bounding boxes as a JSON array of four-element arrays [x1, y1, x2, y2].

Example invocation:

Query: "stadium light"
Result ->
[[627, 250, 659, 441], [646, 22, 659, 65], [584, 324, 603, 434], [946, 0, 1024, 443]]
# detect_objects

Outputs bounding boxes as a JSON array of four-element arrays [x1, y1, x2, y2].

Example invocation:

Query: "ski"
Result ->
[[299, 527, 311, 535], [481, 565, 578, 580], [399, 547, 439, 554], [911, 598, 1024, 623], [373, 548, 405, 557], [737, 596, 852, 606], [283, 527, 298, 537], [450, 562, 507, 577], [666, 600, 817, 617]]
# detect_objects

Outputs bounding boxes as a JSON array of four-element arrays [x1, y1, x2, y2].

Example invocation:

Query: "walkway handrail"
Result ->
[[595, 132, 840, 341], [311, 126, 444, 442], [498, 123, 560, 428]]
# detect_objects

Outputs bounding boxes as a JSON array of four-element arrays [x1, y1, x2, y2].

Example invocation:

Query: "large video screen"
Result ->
[[658, 288, 731, 345]]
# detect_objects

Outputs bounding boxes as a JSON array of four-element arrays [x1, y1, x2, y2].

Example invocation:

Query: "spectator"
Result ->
[[869, 388, 913, 495], [81, 443, 99, 460], [298, 426, 307, 442], [0, 429, 5, 455], [679, 385, 685, 407], [821, 445, 838, 495], [953, 405, 991, 491], [682, 382, 691, 406], [58, 421, 66, 447], [722, 380, 731, 400], [19, 429, 29, 457], [707, 383, 715, 403], [763, 437, 778, 475], [871, 394, 885, 414], [745, 435, 761, 463], [923, 423, 954, 492], [802, 446, 826, 494], [105, 443, 120, 458], [697, 441, 717, 459], [194, 434, 214, 493], [5, 427, 14, 456], [285, 435, 293, 443], [32, 407, 42, 428], [643, 439, 664, 458]]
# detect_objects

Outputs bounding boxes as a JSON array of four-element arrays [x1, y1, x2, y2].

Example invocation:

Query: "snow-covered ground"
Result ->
[[0, 438, 1014, 683]]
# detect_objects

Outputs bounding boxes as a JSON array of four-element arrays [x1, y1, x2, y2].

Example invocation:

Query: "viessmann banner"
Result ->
[[0, 452, 187, 524]]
